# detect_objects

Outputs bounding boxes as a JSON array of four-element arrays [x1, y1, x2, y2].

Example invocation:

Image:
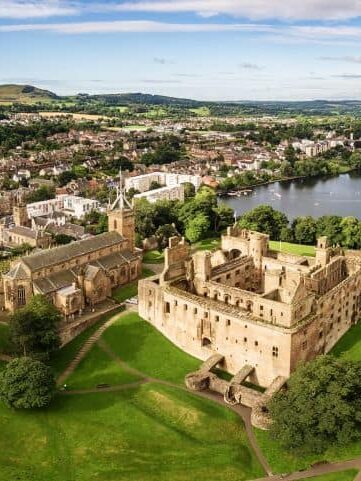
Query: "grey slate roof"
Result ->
[[7, 226, 38, 240], [22, 231, 124, 272], [3, 262, 29, 280]]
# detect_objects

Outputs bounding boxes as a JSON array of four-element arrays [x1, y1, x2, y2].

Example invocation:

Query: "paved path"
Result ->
[[250, 458, 361, 481]]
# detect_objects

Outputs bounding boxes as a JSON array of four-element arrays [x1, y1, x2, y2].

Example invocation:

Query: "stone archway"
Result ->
[[202, 337, 212, 348]]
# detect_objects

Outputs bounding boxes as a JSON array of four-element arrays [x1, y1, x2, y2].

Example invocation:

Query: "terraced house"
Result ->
[[139, 227, 361, 387]]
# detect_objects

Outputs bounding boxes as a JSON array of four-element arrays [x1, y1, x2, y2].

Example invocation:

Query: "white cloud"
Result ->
[[0, 19, 274, 33], [320, 55, 361, 63], [0, 0, 78, 18], [108, 0, 361, 21], [239, 62, 263, 70]]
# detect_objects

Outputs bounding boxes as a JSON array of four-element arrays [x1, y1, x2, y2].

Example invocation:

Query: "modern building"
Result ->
[[125, 172, 201, 193], [26, 195, 101, 220], [132, 184, 185, 205]]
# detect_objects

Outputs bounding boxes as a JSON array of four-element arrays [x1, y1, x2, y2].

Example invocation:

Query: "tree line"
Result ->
[[238, 204, 361, 249]]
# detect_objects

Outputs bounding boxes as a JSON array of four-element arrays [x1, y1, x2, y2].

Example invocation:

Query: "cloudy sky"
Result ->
[[2, 0, 361, 100]]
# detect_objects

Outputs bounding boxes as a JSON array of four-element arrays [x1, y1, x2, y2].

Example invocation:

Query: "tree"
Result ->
[[341, 216, 361, 249], [185, 213, 210, 243], [238, 205, 288, 240], [269, 356, 361, 454], [155, 224, 178, 250], [316, 216, 343, 246], [0, 357, 55, 409], [54, 234, 75, 245], [292, 216, 318, 245], [213, 204, 234, 232], [183, 182, 196, 199], [9, 295, 61, 359], [284, 145, 297, 166]]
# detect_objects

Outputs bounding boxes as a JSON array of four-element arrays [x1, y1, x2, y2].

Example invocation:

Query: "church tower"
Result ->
[[13, 193, 30, 227], [107, 170, 135, 251]]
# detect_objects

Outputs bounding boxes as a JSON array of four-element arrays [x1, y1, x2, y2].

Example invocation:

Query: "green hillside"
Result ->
[[0, 84, 58, 104]]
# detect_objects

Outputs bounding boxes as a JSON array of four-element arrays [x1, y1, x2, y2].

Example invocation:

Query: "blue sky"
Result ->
[[2, 1, 361, 100]]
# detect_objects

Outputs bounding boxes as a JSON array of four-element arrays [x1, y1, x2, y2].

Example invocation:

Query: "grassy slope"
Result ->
[[49, 309, 123, 378], [255, 428, 361, 474], [64, 343, 140, 390], [0, 84, 57, 104], [298, 472, 358, 481], [142, 250, 164, 264], [330, 322, 361, 361], [0, 384, 263, 481], [102, 312, 201, 384]]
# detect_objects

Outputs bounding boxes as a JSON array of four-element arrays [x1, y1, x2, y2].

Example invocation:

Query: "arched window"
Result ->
[[17, 286, 26, 306]]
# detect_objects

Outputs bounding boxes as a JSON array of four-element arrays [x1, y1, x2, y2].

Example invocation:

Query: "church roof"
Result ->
[[22, 231, 124, 272], [3, 262, 29, 280]]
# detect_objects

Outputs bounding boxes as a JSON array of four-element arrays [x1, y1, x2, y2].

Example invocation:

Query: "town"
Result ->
[[0, 85, 360, 481]]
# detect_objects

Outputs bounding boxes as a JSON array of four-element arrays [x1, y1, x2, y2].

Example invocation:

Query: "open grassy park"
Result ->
[[0, 310, 265, 481]]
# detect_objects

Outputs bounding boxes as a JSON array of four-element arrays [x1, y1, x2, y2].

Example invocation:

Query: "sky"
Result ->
[[2, 1, 361, 100]]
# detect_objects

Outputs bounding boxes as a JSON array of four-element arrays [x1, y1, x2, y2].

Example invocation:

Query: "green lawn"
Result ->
[[331, 322, 361, 361], [0, 384, 264, 481], [194, 237, 221, 251], [269, 240, 315, 257], [102, 312, 201, 384], [64, 343, 141, 389], [142, 250, 165, 264], [298, 471, 358, 481], [255, 429, 361, 474], [49, 309, 123, 378], [112, 268, 154, 303]]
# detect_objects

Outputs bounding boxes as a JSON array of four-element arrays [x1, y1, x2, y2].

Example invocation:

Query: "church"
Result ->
[[2, 182, 142, 320]]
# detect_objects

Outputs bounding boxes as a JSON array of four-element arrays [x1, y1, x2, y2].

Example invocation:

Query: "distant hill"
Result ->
[[0, 84, 58, 103], [76, 92, 204, 107]]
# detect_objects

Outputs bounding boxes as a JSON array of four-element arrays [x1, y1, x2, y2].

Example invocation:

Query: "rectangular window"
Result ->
[[272, 346, 279, 357], [165, 302, 170, 314]]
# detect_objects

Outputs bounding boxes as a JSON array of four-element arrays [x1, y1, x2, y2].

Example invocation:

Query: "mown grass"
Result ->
[[0, 384, 264, 481], [112, 268, 154, 303], [255, 429, 361, 474], [48, 309, 123, 378], [142, 250, 164, 264], [269, 240, 315, 257], [64, 343, 140, 389], [102, 312, 201, 384], [331, 322, 361, 361], [194, 237, 221, 251]]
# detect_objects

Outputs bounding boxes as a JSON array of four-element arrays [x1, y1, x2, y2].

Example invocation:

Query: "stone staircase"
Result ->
[[57, 312, 120, 386]]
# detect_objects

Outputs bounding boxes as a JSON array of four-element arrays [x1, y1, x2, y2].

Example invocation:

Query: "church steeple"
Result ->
[[107, 170, 135, 251]]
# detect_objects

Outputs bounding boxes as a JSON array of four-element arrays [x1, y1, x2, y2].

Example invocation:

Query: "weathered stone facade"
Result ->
[[2, 208, 142, 319], [139, 228, 361, 388]]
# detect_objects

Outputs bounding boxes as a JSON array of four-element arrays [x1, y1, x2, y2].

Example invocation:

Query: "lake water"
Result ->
[[221, 172, 361, 220]]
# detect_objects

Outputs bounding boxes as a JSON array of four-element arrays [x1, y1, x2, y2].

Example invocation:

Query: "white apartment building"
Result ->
[[292, 139, 344, 158], [132, 184, 185, 205], [27, 195, 100, 220], [125, 172, 201, 193]]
